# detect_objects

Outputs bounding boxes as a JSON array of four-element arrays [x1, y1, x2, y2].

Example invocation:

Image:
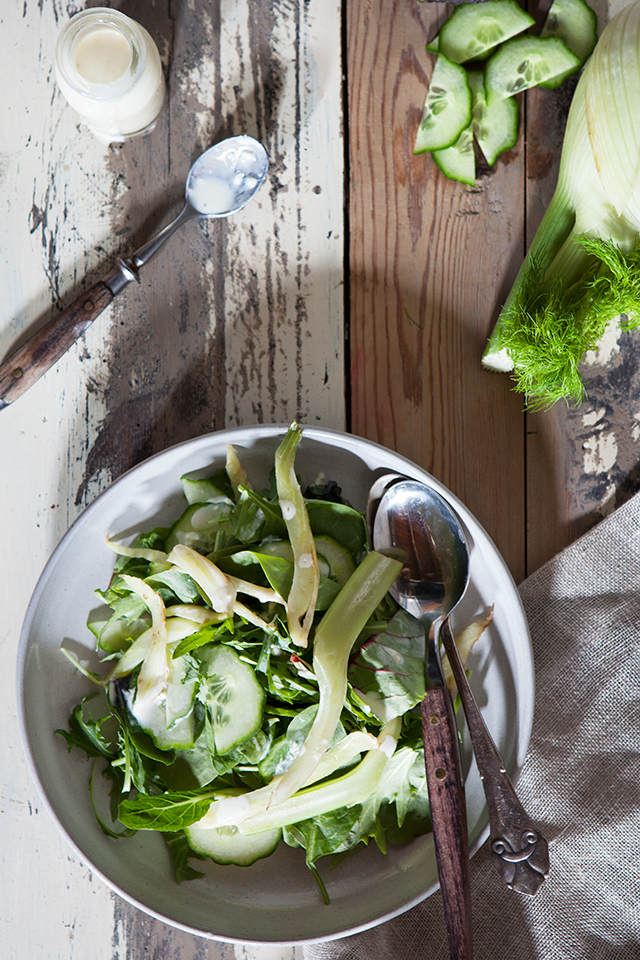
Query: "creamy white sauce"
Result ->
[[280, 500, 297, 520], [187, 175, 238, 215], [215, 794, 251, 825], [74, 26, 131, 83], [298, 553, 314, 568]]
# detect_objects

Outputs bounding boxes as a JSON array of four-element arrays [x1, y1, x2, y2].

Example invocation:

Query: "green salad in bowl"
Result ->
[[57, 422, 447, 900], [18, 423, 533, 944]]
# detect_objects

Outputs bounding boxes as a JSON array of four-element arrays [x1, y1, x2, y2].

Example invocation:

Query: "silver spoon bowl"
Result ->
[[372, 474, 549, 897], [0, 135, 268, 409]]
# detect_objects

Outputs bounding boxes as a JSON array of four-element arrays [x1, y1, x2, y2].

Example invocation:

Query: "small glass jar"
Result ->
[[55, 7, 166, 144]]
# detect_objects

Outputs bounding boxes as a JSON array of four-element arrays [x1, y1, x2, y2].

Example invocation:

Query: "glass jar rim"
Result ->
[[55, 7, 148, 101]]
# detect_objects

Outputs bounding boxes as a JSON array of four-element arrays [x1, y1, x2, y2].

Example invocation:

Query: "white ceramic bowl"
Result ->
[[17, 424, 533, 945]]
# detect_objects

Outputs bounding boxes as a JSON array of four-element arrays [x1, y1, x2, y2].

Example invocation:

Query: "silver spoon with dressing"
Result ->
[[372, 475, 549, 898], [0, 135, 269, 409]]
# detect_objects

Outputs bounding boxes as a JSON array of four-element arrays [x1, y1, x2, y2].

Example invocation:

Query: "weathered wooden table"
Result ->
[[2, 0, 635, 956]]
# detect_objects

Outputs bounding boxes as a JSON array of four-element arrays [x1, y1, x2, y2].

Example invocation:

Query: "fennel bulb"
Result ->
[[483, 0, 640, 408]]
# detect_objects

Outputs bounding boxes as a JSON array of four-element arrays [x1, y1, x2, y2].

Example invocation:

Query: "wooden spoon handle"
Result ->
[[422, 687, 474, 960], [0, 280, 113, 408]]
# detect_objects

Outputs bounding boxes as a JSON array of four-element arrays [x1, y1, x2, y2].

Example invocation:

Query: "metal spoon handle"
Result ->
[[441, 618, 549, 895], [422, 687, 474, 959]]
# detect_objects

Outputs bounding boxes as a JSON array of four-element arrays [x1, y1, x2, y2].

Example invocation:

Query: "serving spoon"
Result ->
[[371, 475, 474, 959], [371, 475, 549, 898], [0, 134, 269, 410]]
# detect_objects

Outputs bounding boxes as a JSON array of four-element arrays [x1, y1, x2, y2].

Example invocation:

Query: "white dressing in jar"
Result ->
[[55, 8, 166, 144]]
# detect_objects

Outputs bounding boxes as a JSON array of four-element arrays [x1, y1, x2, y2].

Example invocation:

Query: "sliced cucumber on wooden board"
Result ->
[[540, 0, 597, 87], [468, 69, 519, 166], [414, 55, 472, 154], [485, 35, 581, 103], [432, 123, 475, 185], [439, 0, 535, 64]]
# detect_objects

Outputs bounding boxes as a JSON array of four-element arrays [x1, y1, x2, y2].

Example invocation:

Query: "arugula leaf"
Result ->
[[172, 619, 234, 659], [118, 789, 215, 831], [95, 587, 148, 622], [88, 761, 136, 839], [265, 655, 319, 704], [240, 488, 287, 539], [56, 695, 117, 760], [164, 831, 207, 882]]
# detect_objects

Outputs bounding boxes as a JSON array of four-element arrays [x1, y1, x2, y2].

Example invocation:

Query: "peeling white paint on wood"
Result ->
[[583, 431, 619, 474], [1, 1, 343, 957]]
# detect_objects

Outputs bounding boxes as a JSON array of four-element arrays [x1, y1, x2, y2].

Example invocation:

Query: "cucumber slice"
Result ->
[[258, 539, 294, 562], [413, 55, 472, 154], [185, 816, 281, 865], [485, 35, 581, 104], [439, 0, 535, 64], [314, 534, 356, 585], [426, 33, 439, 54], [261, 536, 354, 584], [540, 0, 597, 63], [180, 472, 231, 505], [432, 123, 476, 186], [165, 499, 233, 553], [468, 69, 519, 165], [539, 0, 597, 88], [88, 613, 150, 653], [125, 654, 199, 750], [199, 644, 265, 755]]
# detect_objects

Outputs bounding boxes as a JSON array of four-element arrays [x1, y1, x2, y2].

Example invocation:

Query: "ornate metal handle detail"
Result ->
[[491, 829, 549, 896], [440, 618, 550, 896]]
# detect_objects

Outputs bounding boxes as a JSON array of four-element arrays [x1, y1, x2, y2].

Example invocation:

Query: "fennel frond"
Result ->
[[496, 237, 640, 410]]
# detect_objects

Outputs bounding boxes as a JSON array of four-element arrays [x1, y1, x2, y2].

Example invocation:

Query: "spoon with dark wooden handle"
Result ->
[[0, 134, 268, 410], [373, 474, 549, 897], [370, 477, 473, 959]]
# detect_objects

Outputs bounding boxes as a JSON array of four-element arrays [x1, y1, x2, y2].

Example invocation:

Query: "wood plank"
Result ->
[[0, 0, 343, 956], [347, 0, 527, 583]]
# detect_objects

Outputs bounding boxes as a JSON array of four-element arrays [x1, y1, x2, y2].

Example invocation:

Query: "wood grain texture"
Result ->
[[421, 688, 474, 959], [346, 0, 527, 584]]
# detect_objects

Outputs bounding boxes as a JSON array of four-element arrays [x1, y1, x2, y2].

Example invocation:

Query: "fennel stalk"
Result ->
[[482, 0, 640, 408]]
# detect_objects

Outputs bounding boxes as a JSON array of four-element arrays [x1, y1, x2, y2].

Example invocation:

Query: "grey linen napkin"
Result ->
[[303, 492, 640, 960]]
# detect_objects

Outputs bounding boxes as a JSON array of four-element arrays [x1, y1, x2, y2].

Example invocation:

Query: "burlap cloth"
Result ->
[[304, 493, 640, 960]]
